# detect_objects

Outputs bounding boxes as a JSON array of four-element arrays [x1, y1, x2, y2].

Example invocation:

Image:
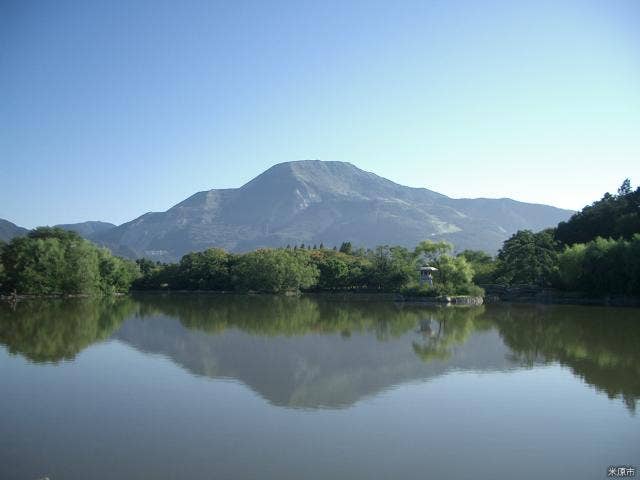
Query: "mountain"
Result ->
[[93, 160, 573, 260], [0, 219, 28, 242], [0, 219, 116, 243], [55, 221, 116, 238]]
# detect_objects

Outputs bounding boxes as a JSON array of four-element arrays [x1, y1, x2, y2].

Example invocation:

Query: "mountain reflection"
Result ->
[[118, 295, 509, 408], [0, 295, 638, 411]]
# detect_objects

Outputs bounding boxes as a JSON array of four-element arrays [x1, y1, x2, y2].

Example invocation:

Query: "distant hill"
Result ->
[[0, 219, 28, 243], [92, 160, 573, 261], [55, 221, 116, 238], [0, 219, 116, 243]]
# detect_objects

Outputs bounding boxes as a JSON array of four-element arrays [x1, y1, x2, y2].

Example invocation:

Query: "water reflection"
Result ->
[[412, 307, 490, 362], [118, 295, 505, 408], [492, 304, 640, 413], [0, 295, 638, 411], [0, 297, 136, 363], [135, 294, 421, 339]]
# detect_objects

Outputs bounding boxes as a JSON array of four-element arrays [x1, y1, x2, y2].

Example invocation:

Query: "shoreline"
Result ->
[[480, 285, 640, 308], [4, 289, 639, 307]]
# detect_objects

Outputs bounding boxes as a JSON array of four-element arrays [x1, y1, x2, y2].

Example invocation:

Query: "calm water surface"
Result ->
[[1, 295, 638, 480]]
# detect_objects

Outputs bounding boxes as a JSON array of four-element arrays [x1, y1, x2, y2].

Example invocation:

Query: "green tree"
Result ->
[[555, 235, 640, 295], [555, 242, 587, 290], [311, 250, 351, 290], [494, 229, 559, 286], [98, 250, 141, 294], [230, 249, 319, 293], [555, 179, 640, 245], [178, 248, 231, 290], [618, 178, 632, 196], [413, 240, 452, 264], [365, 245, 414, 291], [435, 255, 474, 290], [136, 258, 156, 276], [1, 227, 139, 295], [457, 249, 496, 283], [339, 241, 353, 255]]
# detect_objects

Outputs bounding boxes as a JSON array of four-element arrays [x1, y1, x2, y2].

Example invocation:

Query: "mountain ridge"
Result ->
[[0, 219, 28, 243], [1, 160, 574, 259], [92, 160, 573, 260], [54, 221, 116, 238]]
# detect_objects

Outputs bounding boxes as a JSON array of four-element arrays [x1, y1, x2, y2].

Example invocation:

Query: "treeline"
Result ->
[[555, 179, 640, 244], [0, 228, 139, 295], [4, 179, 635, 298], [460, 179, 640, 296], [134, 240, 483, 296], [0, 228, 481, 297]]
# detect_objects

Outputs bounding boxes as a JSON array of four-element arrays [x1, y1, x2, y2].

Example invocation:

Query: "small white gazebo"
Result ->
[[418, 266, 438, 286]]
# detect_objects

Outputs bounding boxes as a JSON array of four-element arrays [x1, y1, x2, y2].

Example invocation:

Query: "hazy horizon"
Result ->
[[2, 0, 638, 228]]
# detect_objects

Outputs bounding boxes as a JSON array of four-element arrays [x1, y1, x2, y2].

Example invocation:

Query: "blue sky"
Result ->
[[1, 0, 639, 228]]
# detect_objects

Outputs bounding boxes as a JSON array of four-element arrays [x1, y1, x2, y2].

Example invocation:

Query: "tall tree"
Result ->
[[494, 230, 559, 286], [339, 241, 353, 255]]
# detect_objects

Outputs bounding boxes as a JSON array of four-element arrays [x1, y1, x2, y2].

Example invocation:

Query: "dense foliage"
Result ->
[[456, 249, 496, 284], [0, 228, 139, 295], [133, 240, 482, 295], [555, 179, 640, 245], [483, 179, 640, 296], [493, 229, 559, 286], [555, 235, 640, 295], [232, 249, 319, 292]]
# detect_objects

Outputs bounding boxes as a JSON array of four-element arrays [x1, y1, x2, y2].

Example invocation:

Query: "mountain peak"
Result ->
[[240, 159, 414, 201], [243, 160, 361, 186], [266, 159, 358, 172]]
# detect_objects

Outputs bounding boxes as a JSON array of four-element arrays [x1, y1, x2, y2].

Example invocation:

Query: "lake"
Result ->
[[1, 295, 638, 480]]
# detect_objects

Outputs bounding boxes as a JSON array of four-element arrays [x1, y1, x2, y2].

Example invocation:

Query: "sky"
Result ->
[[1, 0, 639, 228]]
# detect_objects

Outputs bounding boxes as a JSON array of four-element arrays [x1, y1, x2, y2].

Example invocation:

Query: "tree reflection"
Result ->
[[133, 293, 427, 339], [412, 306, 489, 361], [1, 293, 638, 413], [0, 297, 136, 362], [490, 304, 640, 413]]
